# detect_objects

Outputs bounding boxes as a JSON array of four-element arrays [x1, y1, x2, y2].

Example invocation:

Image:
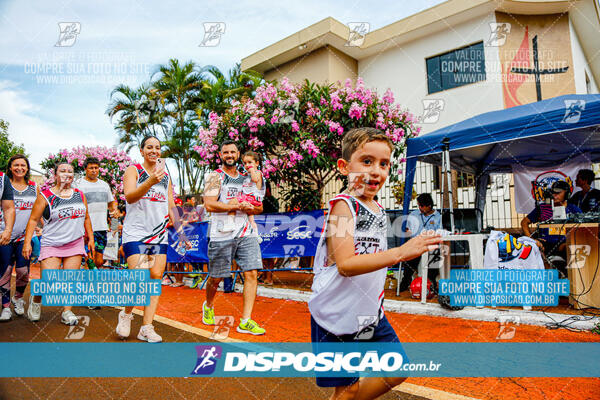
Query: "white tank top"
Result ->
[[40, 188, 87, 247], [122, 164, 170, 245], [308, 194, 388, 335], [208, 168, 257, 241], [11, 180, 37, 242]]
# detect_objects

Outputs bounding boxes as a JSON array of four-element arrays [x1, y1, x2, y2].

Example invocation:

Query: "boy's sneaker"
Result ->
[[27, 299, 41, 322], [202, 301, 214, 325], [61, 310, 79, 326], [12, 296, 25, 316], [137, 324, 162, 343], [116, 310, 134, 338], [219, 219, 235, 233], [236, 318, 266, 335], [0, 307, 11, 321]]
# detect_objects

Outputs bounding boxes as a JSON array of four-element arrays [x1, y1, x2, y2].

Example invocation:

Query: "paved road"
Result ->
[[0, 298, 428, 400]]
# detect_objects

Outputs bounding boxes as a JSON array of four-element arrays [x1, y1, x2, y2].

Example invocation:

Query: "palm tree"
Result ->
[[106, 84, 164, 151], [152, 59, 205, 193], [197, 63, 262, 119]]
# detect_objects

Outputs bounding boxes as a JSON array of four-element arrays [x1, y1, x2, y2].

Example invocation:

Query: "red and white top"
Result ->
[[208, 168, 258, 242], [40, 188, 87, 247], [122, 164, 170, 245], [11, 180, 37, 242], [309, 194, 388, 335]]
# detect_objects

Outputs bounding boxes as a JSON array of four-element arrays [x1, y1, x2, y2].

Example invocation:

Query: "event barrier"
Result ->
[[163, 209, 476, 291], [166, 210, 326, 263]]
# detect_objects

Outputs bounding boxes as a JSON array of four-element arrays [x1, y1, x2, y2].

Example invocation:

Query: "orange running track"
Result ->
[[152, 285, 600, 400]]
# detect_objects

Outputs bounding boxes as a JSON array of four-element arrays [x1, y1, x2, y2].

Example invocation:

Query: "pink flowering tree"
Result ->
[[40, 146, 134, 203], [194, 78, 420, 210]]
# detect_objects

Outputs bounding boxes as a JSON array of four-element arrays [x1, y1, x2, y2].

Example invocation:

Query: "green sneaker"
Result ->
[[202, 301, 215, 325], [236, 318, 266, 335]]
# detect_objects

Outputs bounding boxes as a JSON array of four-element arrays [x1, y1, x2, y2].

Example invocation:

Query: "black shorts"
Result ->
[[94, 231, 108, 254], [310, 315, 399, 387]]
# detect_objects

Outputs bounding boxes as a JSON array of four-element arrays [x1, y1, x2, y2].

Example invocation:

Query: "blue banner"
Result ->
[[167, 221, 210, 263], [3, 343, 599, 377], [167, 210, 326, 263], [256, 210, 325, 259]]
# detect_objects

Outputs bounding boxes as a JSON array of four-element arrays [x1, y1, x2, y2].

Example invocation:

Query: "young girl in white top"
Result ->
[[221, 151, 264, 233]]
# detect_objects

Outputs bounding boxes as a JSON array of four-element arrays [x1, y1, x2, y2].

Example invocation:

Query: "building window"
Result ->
[[457, 171, 475, 188], [426, 42, 486, 94]]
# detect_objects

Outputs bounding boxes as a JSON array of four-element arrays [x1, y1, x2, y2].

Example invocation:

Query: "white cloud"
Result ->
[[0, 80, 114, 171]]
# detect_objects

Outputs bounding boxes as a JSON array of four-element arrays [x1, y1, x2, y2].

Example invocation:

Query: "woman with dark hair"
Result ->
[[0, 155, 22, 321], [115, 136, 177, 343], [22, 161, 94, 324]]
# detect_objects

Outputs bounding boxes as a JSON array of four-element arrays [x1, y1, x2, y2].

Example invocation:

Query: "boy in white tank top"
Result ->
[[308, 127, 441, 398]]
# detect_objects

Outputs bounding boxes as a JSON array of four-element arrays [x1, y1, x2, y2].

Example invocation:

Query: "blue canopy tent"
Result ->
[[402, 94, 600, 230]]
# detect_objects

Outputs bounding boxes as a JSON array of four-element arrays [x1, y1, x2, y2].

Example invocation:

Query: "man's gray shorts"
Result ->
[[207, 236, 262, 278]]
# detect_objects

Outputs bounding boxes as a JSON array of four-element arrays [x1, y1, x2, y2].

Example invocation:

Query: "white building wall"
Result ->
[[569, 17, 599, 94], [358, 12, 504, 136], [323, 12, 518, 228]]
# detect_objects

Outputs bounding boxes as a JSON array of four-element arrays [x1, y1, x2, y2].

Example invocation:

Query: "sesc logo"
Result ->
[[192, 345, 222, 375], [287, 226, 312, 240]]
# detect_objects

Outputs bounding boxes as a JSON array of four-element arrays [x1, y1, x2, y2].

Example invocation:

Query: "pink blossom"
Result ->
[[306, 102, 321, 117], [291, 121, 300, 132], [382, 89, 395, 104], [301, 139, 320, 158], [248, 136, 264, 149], [348, 102, 366, 120]]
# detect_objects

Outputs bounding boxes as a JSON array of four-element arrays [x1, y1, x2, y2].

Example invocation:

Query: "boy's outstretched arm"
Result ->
[[328, 200, 442, 277]]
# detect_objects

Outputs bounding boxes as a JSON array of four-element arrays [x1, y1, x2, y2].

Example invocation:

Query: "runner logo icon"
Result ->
[[192, 345, 222, 375]]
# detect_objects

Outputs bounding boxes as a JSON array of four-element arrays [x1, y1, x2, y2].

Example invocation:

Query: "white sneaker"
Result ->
[[219, 219, 235, 233], [116, 310, 134, 338], [61, 310, 79, 326], [27, 298, 41, 322], [0, 307, 11, 321], [12, 296, 25, 316], [137, 324, 163, 343]]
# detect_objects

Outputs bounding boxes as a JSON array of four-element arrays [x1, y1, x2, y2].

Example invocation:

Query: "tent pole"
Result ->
[[443, 138, 455, 234], [440, 153, 445, 217]]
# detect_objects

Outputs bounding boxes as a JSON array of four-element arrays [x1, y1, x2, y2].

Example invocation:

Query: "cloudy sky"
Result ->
[[0, 0, 445, 175]]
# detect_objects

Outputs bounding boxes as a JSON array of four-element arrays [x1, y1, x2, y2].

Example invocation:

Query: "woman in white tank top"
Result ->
[[116, 136, 177, 343], [22, 162, 94, 326], [0, 155, 39, 321]]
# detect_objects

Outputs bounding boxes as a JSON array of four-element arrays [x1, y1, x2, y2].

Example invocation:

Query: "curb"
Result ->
[[256, 287, 599, 331]]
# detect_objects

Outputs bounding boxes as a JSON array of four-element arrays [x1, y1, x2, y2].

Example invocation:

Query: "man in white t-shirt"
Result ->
[[202, 141, 265, 335], [75, 157, 118, 269]]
